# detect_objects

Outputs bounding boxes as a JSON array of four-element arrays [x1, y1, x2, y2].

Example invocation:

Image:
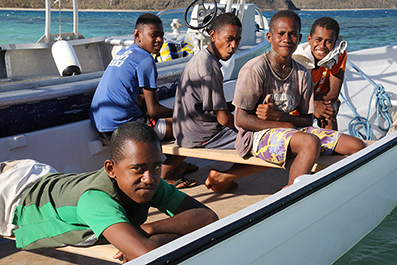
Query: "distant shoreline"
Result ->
[[0, 7, 395, 12], [0, 7, 155, 12]]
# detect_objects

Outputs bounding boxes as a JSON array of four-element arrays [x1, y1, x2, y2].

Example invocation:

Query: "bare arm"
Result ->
[[103, 222, 178, 262], [315, 70, 344, 102], [313, 69, 344, 121], [235, 95, 312, 131], [104, 196, 218, 262], [235, 106, 293, 131], [216, 109, 235, 129], [255, 104, 312, 128], [142, 195, 218, 236], [142, 87, 173, 118]]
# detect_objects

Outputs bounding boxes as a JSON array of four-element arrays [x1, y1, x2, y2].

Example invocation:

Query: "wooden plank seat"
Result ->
[[161, 141, 347, 172], [99, 137, 374, 173]]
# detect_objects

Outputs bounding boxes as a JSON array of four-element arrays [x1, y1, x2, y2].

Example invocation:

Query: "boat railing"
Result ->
[[38, 0, 81, 43], [104, 36, 135, 47], [255, 6, 269, 31]]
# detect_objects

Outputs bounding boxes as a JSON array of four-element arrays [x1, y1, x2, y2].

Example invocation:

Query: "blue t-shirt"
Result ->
[[90, 44, 158, 132]]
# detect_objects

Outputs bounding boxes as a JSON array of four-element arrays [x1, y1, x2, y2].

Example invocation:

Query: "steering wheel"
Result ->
[[184, 0, 218, 30]]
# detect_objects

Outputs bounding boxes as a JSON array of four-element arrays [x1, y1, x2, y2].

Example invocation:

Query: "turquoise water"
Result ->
[[1, 9, 397, 52], [1, 8, 397, 264], [334, 207, 397, 264]]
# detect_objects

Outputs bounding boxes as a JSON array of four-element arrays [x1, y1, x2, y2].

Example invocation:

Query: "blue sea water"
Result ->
[[1, 8, 397, 52], [1, 7, 397, 264]]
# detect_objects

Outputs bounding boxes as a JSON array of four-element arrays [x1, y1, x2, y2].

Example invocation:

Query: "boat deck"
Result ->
[[0, 159, 289, 264]]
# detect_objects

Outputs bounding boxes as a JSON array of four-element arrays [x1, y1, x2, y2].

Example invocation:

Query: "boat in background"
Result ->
[[0, 0, 269, 138]]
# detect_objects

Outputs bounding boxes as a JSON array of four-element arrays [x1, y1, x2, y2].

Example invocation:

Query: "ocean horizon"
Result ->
[[1, 8, 397, 52]]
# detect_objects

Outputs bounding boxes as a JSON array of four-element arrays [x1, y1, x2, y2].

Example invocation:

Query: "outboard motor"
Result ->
[[51, 40, 82, 76]]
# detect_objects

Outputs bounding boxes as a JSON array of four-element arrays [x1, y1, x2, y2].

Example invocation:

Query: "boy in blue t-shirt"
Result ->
[[90, 13, 197, 188]]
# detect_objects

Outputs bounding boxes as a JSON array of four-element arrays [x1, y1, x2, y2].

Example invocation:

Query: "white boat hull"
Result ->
[[131, 45, 397, 264], [132, 131, 397, 264]]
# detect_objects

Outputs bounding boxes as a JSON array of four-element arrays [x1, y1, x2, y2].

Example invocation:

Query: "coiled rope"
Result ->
[[339, 60, 392, 140]]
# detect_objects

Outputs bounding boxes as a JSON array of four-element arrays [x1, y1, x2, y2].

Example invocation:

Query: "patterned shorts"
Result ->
[[251, 126, 341, 168]]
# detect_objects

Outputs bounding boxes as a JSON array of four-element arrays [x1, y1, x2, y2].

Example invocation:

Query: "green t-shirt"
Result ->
[[12, 168, 186, 250]]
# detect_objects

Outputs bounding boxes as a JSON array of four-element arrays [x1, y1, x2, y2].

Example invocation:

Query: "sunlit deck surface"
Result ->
[[0, 158, 289, 264]]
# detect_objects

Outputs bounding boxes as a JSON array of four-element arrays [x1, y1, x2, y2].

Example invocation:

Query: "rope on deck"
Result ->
[[340, 60, 392, 140]]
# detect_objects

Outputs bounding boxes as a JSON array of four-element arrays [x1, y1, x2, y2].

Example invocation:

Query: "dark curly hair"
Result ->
[[110, 121, 160, 164], [310, 17, 340, 38], [269, 10, 301, 33], [135, 13, 162, 30], [210, 12, 242, 32]]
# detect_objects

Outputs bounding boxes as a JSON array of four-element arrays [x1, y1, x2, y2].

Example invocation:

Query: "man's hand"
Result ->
[[314, 100, 336, 121], [256, 94, 285, 121]]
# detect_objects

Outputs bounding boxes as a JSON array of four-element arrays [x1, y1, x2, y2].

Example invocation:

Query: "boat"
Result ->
[[130, 45, 397, 264], [0, 0, 269, 172], [1, 1, 397, 264], [0, 0, 269, 138]]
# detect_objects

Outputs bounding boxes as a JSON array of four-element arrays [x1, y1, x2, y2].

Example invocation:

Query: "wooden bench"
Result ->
[[161, 141, 349, 172], [99, 137, 374, 173]]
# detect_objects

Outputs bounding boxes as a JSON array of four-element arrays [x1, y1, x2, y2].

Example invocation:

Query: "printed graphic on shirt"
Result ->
[[315, 70, 328, 93], [109, 50, 133, 67], [269, 93, 296, 113]]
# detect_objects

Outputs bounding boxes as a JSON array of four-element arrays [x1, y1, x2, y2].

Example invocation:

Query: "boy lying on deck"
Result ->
[[0, 121, 218, 263], [233, 10, 365, 187]]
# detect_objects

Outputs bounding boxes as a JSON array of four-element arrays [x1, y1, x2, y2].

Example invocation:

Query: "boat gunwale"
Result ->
[[138, 131, 397, 265]]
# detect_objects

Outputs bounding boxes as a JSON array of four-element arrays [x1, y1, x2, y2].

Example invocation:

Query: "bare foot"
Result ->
[[164, 172, 197, 189], [205, 169, 238, 192]]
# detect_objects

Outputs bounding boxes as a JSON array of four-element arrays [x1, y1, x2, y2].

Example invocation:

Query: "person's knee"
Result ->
[[305, 133, 321, 153], [291, 132, 321, 155]]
